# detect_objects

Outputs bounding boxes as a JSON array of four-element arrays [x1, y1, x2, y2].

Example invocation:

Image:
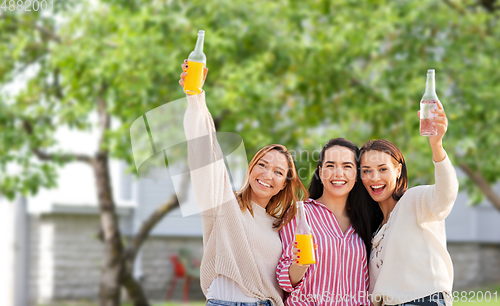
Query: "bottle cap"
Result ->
[[198, 30, 205, 36], [427, 69, 435, 74]]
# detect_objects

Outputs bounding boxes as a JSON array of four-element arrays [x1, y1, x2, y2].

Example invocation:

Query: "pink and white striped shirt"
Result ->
[[276, 198, 371, 306]]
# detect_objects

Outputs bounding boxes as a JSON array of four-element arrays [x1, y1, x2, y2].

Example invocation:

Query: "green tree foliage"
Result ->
[[1, 0, 499, 305], [2, 0, 499, 203]]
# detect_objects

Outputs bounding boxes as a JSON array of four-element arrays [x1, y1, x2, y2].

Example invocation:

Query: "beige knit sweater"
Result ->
[[369, 154, 459, 306], [183, 92, 284, 306]]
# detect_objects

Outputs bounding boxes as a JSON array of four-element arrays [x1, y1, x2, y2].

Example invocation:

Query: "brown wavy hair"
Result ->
[[360, 139, 408, 202], [236, 144, 308, 230]]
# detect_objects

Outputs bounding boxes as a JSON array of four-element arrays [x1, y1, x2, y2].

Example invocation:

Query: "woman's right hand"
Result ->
[[291, 241, 316, 267], [288, 240, 315, 287], [179, 59, 208, 91], [291, 241, 303, 265]]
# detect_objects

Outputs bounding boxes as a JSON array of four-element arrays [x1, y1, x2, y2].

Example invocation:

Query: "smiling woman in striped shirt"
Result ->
[[277, 138, 375, 306]]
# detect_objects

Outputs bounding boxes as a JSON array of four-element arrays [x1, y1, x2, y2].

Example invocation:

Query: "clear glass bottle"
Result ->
[[295, 201, 316, 265], [419, 69, 439, 136], [184, 30, 206, 95]]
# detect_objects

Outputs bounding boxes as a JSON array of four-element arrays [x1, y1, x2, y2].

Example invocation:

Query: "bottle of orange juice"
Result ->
[[184, 30, 206, 95], [295, 201, 316, 265]]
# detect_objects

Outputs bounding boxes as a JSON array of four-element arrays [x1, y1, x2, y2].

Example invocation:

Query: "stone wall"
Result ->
[[27, 212, 500, 304], [448, 242, 500, 290], [140, 237, 204, 301], [29, 212, 204, 305], [29, 213, 104, 304]]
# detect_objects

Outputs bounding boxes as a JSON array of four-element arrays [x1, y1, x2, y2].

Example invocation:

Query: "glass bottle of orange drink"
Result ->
[[295, 201, 316, 265], [184, 30, 206, 95]]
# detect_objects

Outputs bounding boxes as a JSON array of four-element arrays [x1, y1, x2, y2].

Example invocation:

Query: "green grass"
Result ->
[[38, 284, 500, 306], [453, 283, 500, 305]]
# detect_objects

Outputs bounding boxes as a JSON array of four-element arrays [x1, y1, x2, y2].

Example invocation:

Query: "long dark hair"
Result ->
[[360, 139, 408, 235], [308, 138, 375, 258]]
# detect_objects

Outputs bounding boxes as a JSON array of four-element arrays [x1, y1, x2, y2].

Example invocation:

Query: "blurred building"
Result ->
[[24, 160, 205, 304], [446, 171, 500, 290]]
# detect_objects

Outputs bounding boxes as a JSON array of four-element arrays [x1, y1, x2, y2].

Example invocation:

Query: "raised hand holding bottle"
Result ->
[[184, 30, 207, 95], [420, 69, 440, 136]]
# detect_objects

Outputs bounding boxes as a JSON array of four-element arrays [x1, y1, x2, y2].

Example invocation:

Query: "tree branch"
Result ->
[[213, 109, 231, 130], [53, 68, 64, 100], [442, 0, 467, 15], [459, 163, 500, 211], [22, 120, 92, 164], [32, 147, 93, 164], [126, 193, 179, 262], [126, 168, 191, 262], [120, 168, 191, 304], [97, 82, 110, 153], [478, 0, 498, 12], [33, 23, 62, 43], [121, 271, 150, 306], [12, 53, 46, 79]]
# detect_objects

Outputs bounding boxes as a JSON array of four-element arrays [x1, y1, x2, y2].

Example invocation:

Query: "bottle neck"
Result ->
[[425, 73, 436, 96], [194, 34, 204, 53], [296, 202, 311, 234], [298, 204, 305, 218]]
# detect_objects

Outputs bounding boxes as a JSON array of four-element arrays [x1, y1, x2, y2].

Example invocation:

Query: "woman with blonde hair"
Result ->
[[180, 60, 307, 306]]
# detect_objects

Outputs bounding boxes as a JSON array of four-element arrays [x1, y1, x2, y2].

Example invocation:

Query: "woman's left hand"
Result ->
[[418, 100, 448, 147], [429, 100, 448, 147], [418, 100, 448, 162]]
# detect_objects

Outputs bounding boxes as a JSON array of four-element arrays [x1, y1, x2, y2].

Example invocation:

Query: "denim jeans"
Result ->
[[398, 299, 446, 306], [396, 292, 449, 306], [206, 299, 272, 306]]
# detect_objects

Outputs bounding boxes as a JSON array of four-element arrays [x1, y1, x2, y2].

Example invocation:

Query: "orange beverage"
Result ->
[[296, 234, 316, 265], [184, 60, 206, 95], [184, 30, 206, 95], [295, 201, 316, 265]]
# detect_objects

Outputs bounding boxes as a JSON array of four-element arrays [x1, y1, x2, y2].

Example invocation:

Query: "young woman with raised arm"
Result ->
[[360, 102, 458, 306], [180, 60, 308, 306]]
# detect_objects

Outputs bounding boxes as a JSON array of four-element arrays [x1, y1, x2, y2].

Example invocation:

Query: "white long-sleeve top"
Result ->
[[369, 154, 459, 305]]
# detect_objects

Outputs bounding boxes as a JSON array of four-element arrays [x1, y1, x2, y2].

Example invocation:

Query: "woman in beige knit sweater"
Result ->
[[359, 101, 458, 306], [179, 60, 308, 306]]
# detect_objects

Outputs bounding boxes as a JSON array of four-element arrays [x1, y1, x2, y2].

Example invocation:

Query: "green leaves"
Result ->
[[1, 0, 499, 205]]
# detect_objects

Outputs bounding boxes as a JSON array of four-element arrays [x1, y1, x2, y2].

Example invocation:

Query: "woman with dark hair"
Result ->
[[360, 102, 458, 306], [276, 138, 374, 306], [180, 61, 308, 306]]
